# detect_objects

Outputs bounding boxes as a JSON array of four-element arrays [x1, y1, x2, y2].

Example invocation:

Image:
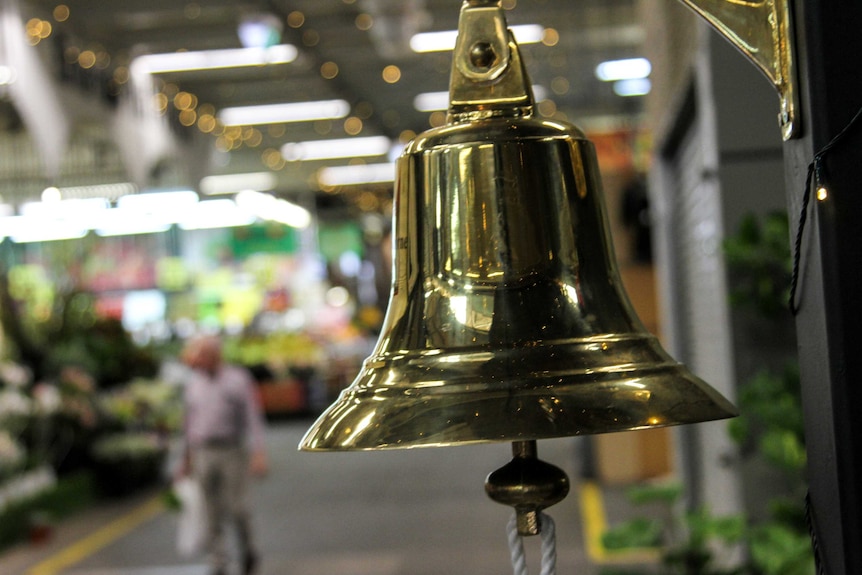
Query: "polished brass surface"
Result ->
[[485, 441, 570, 536], [299, 0, 737, 452], [678, 0, 798, 140]]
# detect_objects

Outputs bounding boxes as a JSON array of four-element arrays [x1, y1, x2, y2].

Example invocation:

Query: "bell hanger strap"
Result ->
[[448, 0, 535, 121]]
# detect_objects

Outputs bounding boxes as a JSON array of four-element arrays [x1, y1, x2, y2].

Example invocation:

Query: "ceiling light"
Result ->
[[2, 215, 89, 242], [235, 190, 311, 229], [595, 57, 651, 82], [93, 210, 173, 237], [237, 13, 283, 49], [50, 182, 138, 201], [0, 65, 16, 85], [5, 198, 107, 242], [413, 85, 547, 112], [218, 99, 350, 126], [613, 78, 652, 97], [281, 136, 391, 162], [318, 163, 396, 186], [41, 186, 61, 202], [130, 44, 297, 75], [199, 172, 277, 195], [20, 197, 109, 217], [410, 24, 545, 53], [178, 199, 256, 230], [116, 190, 199, 215], [93, 190, 200, 236]]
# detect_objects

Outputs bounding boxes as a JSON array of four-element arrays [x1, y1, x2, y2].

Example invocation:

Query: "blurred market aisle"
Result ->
[[1, 421, 596, 575]]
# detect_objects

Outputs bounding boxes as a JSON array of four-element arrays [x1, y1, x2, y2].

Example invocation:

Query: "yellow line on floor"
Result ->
[[578, 480, 660, 565], [26, 496, 165, 575]]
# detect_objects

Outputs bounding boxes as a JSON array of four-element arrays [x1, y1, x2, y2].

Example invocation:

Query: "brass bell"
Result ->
[[300, 0, 736, 453]]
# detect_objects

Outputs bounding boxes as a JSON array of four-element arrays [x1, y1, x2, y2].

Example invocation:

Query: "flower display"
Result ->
[[0, 389, 31, 432], [0, 362, 31, 389], [0, 430, 26, 481], [56, 366, 98, 429], [0, 361, 33, 441], [98, 378, 182, 435], [89, 432, 164, 462], [31, 383, 61, 415]]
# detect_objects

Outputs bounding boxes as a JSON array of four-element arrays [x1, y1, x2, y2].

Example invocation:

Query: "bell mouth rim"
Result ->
[[299, 362, 738, 452]]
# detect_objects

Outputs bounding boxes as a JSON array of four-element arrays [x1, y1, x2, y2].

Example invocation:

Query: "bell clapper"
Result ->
[[485, 440, 571, 536]]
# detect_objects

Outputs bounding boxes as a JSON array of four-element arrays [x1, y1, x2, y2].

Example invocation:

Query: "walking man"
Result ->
[[178, 335, 269, 575]]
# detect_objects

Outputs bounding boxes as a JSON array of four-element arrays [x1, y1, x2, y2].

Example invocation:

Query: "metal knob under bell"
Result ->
[[300, 0, 736, 452]]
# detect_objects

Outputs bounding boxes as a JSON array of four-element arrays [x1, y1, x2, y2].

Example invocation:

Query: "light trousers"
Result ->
[[192, 446, 255, 571]]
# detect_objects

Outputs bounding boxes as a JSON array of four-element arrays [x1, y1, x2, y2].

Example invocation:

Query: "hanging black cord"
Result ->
[[791, 107, 862, 573], [788, 164, 814, 315], [788, 105, 862, 315], [805, 492, 827, 575]]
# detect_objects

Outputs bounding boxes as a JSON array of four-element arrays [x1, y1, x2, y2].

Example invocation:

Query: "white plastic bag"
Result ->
[[174, 477, 207, 558]]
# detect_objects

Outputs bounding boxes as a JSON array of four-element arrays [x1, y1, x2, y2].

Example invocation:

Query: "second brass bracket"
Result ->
[[679, 0, 800, 140]]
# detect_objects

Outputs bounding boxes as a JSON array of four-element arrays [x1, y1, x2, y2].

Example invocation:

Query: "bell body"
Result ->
[[300, 114, 737, 450]]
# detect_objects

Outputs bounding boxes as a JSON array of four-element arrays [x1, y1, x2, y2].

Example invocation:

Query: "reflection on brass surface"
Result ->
[[679, 0, 798, 139], [299, 0, 737, 452]]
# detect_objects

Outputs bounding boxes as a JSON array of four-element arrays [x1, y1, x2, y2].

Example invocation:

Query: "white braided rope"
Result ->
[[505, 511, 558, 575], [539, 513, 557, 575], [506, 514, 529, 575]]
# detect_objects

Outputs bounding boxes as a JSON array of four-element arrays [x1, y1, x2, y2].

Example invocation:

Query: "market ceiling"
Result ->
[[2, 0, 646, 216]]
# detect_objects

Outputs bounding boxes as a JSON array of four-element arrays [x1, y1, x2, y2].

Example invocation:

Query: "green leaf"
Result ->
[[710, 515, 747, 543], [625, 482, 683, 505], [749, 523, 815, 575], [727, 416, 750, 445], [602, 518, 663, 550], [759, 429, 807, 473]]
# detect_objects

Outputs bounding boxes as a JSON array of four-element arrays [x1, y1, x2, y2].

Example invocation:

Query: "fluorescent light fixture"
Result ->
[[595, 57, 652, 82], [413, 85, 547, 112], [53, 182, 137, 201], [281, 136, 391, 162], [410, 24, 545, 53], [95, 190, 199, 236], [318, 163, 396, 187], [388, 141, 407, 162], [20, 197, 109, 217], [235, 190, 311, 229], [121, 290, 167, 333], [0, 216, 88, 244], [178, 199, 256, 230], [0, 65, 16, 85], [93, 210, 172, 236], [41, 187, 62, 202], [413, 91, 456, 112], [116, 190, 198, 217], [130, 44, 297, 75], [0, 204, 13, 218], [613, 78, 652, 97], [200, 172, 277, 195], [2, 215, 89, 242], [218, 99, 350, 126], [5, 198, 106, 241], [237, 13, 283, 49]]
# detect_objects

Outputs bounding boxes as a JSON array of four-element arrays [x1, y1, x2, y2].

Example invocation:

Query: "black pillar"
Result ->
[[785, 1, 862, 573]]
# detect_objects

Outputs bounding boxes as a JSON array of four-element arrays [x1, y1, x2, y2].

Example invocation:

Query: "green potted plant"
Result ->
[[600, 212, 813, 575]]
